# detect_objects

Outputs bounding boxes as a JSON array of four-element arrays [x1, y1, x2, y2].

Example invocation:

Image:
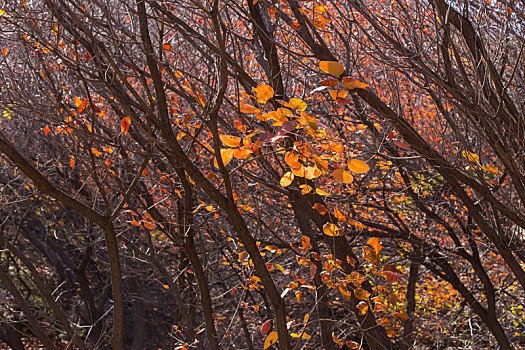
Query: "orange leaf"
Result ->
[[367, 237, 383, 254], [280, 171, 294, 187], [320, 78, 339, 87], [219, 134, 241, 147], [264, 331, 278, 349], [213, 148, 234, 167], [289, 98, 307, 111], [91, 148, 103, 156], [43, 126, 51, 136], [121, 117, 130, 134], [354, 287, 371, 301], [319, 61, 345, 76], [240, 104, 261, 114], [342, 77, 369, 89], [315, 188, 331, 196], [332, 168, 354, 184], [144, 222, 156, 230], [233, 148, 252, 159], [348, 159, 369, 174], [392, 312, 409, 321], [323, 223, 342, 236], [329, 89, 348, 100], [254, 84, 274, 104], [357, 301, 368, 315], [332, 333, 344, 348]]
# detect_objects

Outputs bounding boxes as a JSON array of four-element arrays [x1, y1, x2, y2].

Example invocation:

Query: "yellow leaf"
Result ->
[[342, 77, 369, 89], [462, 150, 480, 162], [332, 168, 354, 184], [329, 89, 348, 100], [348, 159, 369, 174], [319, 61, 345, 76], [314, 5, 328, 12], [316, 188, 331, 196], [254, 84, 274, 104], [323, 223, 343, 236], [264, 331, 278, 349], [240, 104, 261, 114], [0, 9, 5, 16], [300, 184, 313, 194], [305, 166, 321, 180], [213, 148, 234, 167], [280, 171, 294, 187], [481, 165, 503, 174], [219, 134, 241, 147], [291, 332, 311, 339], [289, 98, 307, 111]]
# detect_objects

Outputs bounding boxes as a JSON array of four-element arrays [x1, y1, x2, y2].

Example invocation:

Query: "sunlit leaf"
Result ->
[[329, 89, 348, 100], [254, 84, 274, 104], [289, 98, 307, 111], [213, 148, 234, 167], [280, 171, 294, 187], [367, 237, 382, 254], [481, 165, 503, 174], [219, 134, 241, 147], [264, 331, 278, 349], [43, 126, 51, 136], [332, 168, 354, 184], [233, 148, 252, 159], [319, 61, 344, 76], [357, 301, 368, 315], [348, 159, 369, 173], [342, 77, 369, 89], [323, 223, 343, 236], [462, 150, 480, 163], [316, 188, 331, 196], [240, 104, 261, 114]]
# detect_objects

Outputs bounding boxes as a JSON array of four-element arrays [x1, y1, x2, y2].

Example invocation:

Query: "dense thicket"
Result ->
[[0, 0, 524, 349]]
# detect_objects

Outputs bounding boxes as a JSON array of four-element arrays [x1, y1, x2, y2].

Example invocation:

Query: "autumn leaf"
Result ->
[[323, 223, 343, 236], [289, 98, 307, 111], [316, 188, 331, 196], [260, 320, 272, 334], [280, 171, 294, 187], [354, 287, 371, 301], [367, 237, 383, 255], [254, 84, 274, 104], [392, 312, 409, 321], [264, 331, 278, 349], [342, 77, 369, 89], [219, 134, 241, 147], [240, 104, 261, 114], [233, 148, 252, 159], [43, 126, 51, 136], [329, 89, 349, 100], [121, 117, 131, 135], [481, 165, 502, 174], [319, 61, 345, 76], [213, 148, 234, 167], [356, 301, 368, 315], [332, 333, 344, 348], [462, 150, 480, 163], [348, 159, 369, 173], [332, 168, 354, 184], [320, 78, 339, 87]]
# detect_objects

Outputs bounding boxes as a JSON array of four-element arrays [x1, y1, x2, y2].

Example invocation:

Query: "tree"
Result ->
[[0, 0, 524, 349]]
